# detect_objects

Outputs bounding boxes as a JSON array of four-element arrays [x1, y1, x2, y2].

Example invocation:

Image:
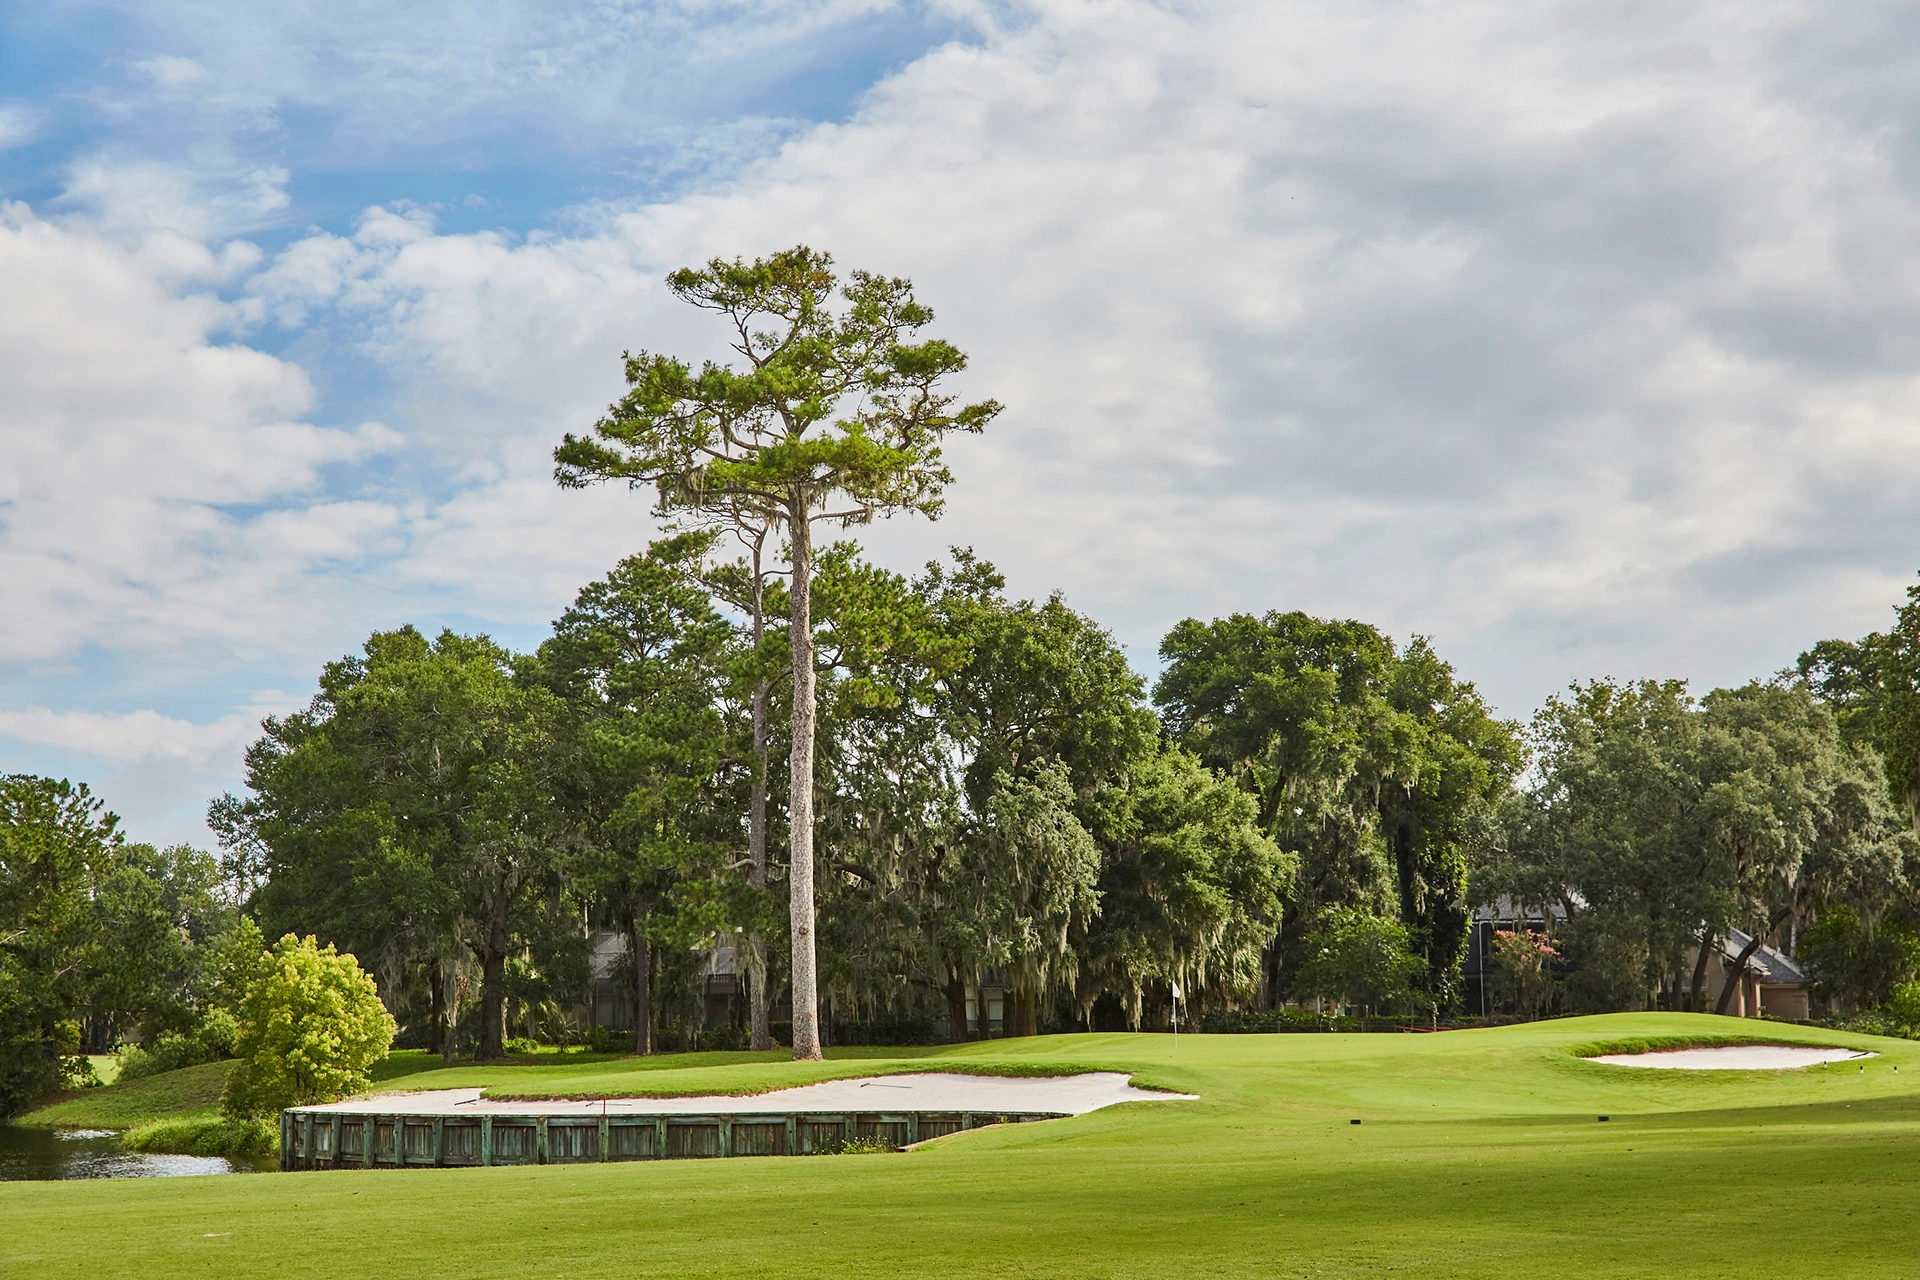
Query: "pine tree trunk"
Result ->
[[786, 513, 823, 1060], [748, 536, 772, 1053], [631, 920, 653, 1056]]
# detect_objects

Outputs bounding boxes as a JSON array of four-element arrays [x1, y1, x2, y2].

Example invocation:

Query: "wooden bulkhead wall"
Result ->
[[279, 1108, 1059, 1170]]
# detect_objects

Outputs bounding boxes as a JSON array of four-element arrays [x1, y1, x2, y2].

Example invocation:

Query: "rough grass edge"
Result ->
[[480, 1060, 1188, 1102], [120, 1114, 278, 1157]]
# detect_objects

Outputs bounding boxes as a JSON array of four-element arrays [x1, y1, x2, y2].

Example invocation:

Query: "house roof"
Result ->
[[1721, 927, 1810, 986]]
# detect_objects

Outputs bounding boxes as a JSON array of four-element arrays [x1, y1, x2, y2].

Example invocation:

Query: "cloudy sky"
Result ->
[[6, 0, 1920, 846]]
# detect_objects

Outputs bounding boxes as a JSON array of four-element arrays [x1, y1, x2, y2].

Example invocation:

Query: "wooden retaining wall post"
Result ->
[[362, 1115, 374, 1167], [280, 1113, 291, 1170], [331, 1115, 343, 1168], [718, 1117, 732, 1159], [432, 1117, 445, 1168], [391, 1115, 402, 1167], [785, 1115, 797, 1156], [481, 1115, 492, 1167], [598, 1114, 609, 1162], [654, 1116, 667, 1160], [905, 1114, 919, 1145], [302, 1112, 314, 1170], [536, 1117, 549, 1165]]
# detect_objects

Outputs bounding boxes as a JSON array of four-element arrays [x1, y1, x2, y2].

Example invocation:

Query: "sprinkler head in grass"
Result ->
[[1597, 1116, 1609, 1122], [1350, 1119, 1361, 1125]]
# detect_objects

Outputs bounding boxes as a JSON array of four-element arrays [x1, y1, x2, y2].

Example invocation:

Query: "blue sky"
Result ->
[[8, 0, 1920, 848]]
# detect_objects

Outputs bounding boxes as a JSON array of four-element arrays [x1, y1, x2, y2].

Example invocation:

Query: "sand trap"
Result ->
[[304, 1072, 1195, 1118], [1587, 1044, 1875, 1070]]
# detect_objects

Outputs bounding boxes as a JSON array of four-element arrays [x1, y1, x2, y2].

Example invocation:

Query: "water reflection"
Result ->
[[0, 1126, 276, 1180]]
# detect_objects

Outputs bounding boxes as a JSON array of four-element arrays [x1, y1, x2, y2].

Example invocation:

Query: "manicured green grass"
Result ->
[[14, 1060, 236, 1130], [6, 1013, 1920, 1279]]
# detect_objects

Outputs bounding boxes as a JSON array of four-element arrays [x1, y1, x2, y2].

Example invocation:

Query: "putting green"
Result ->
[[5, 1013, 1918, 1278]]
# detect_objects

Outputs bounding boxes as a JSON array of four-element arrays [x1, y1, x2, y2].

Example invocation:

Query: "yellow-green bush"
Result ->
[[222, 934, 395, 1116]]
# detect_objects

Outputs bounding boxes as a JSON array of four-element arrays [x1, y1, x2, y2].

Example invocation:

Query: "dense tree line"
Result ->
[[1476, 679, 1917, 1014], [0, 776, 249, 1113], [206, 542, 1318, 1057], [22, 561, 1920, 1102], [15, 244, 1920, 1111], [1468, 573, 1920, 1024], [189, 530, 1561, 1056]]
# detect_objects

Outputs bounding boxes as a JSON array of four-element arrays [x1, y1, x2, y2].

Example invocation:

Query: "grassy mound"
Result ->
[[6, 1013, 1919, 1280], [14, 1059, 236, 1130]]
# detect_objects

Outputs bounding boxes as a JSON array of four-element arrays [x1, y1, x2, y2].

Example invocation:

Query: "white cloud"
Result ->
[[81, 0, 946, 177], [129, 54, 211, 91], [243, 0, 1920, 714], [0, 706, 262, 770], [0, 202, 399, 665], [0, 700, 305, 847], [0, 103, 43, 150], [59, 157, 292, 241]]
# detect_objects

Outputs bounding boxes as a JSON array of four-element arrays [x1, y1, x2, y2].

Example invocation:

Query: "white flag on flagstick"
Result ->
[[1171, 981, 1182, 1000]]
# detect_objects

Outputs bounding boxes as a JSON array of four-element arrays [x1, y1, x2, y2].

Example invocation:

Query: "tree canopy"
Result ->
[[1155, 612, 1519, 1007]]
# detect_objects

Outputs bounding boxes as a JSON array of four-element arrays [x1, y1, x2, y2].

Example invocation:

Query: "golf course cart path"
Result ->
[[305, 1071, 1196, 1117], [1588, 1044, 1876, 1070]]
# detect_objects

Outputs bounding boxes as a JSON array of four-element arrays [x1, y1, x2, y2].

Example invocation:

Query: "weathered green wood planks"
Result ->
[[279, 1107, 1056, 1171]]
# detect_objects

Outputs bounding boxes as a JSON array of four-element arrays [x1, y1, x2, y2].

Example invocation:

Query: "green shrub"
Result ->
[[122, 1114, 278, 1157], [1203, 1009, 1333, 1033], [827, 1013, 940, 1046], [58, 1054, 102, 1089], [695, 1025, 749, 1052], [1290, 908, 1424, 1020], [117, 1010, 241, 1082], [222, 933, 396, 1117], [1560, 910, 1651, 1013], [1801, 907, 1920, 1013], [501, 1036, 541, 1056], [1888, 982, 1920, 1032]]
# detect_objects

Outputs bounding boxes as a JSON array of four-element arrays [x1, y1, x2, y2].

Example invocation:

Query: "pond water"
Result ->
[[0, 1126, 276, 1180]]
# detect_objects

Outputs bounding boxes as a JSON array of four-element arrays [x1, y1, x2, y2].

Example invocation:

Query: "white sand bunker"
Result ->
[[1587, 1044, 1875, 1070], [308, 1072, 1195, 1118]]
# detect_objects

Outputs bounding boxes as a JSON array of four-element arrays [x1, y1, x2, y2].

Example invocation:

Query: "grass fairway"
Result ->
[[6, 1013, 1919, 1278]]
